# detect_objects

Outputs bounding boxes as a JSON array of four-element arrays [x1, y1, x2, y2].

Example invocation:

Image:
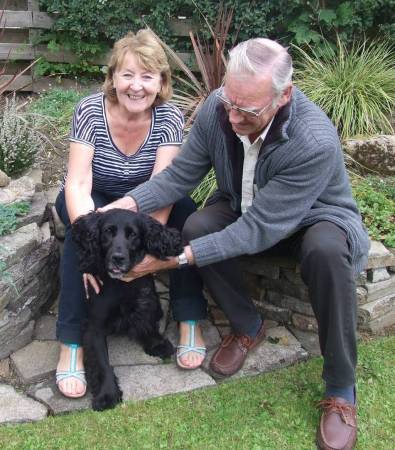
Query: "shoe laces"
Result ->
[[318, 398, 356, 427], [221, 334, 252, 348]]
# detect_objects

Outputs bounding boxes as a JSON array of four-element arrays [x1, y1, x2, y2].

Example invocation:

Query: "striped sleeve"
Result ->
[[158, 104, 184, 147], [69, 97, 98, 148]]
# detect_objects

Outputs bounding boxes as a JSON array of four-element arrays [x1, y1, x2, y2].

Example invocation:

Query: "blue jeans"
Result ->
[[55, 190, 207, 344]]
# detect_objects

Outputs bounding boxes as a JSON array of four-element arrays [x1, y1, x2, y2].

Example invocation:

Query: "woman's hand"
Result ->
[[121, 254, 178, 282], [83, 274, 103, 299], [98, 196, 137, 213]]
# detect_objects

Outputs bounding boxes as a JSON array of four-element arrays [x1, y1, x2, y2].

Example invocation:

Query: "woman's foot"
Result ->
[[177, 321, 206, 369], [56, 343, 87, 398]]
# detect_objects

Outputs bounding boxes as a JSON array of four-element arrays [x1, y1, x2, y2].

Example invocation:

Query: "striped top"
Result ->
[[68, 92, 184, 197]]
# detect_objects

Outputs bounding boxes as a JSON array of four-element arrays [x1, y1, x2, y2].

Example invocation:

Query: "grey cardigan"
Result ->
[[128, 88, 370, 274]]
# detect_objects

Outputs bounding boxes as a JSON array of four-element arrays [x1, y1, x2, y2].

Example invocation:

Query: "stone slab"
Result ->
[[367, 267, 390, 283], [288, 326, 321, 357], [107, 336, 163, 367], [0, 383, 47, 424], [356, 286, 368, 305], [292, 313, 318, 332], [17, 191, 48, 228], [11, 340, 59, 383], [266, 290, 314, 316], [0, 358, 10, 380], [358, 294, 395, 324], [0, 309, 34, 360], [253, 299, 291, 323], [358, 309, 395, 334], [33, 314, 57, 340], [205, 326, 308, 380], [28, 379, 92, 415], [365, 275, 395, 302], [366, 241, 395, 269], [115, 364, 216, 402], [260, 276, 310, 302]]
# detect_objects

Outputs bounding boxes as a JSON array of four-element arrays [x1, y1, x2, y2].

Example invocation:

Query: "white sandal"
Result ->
[[56, 343, 87, 398], [176, 321, 206, 370]]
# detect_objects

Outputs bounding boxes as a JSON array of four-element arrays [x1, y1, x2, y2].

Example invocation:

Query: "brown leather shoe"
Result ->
[[317, 397, 357, 450], [209, 321, 266, 377]]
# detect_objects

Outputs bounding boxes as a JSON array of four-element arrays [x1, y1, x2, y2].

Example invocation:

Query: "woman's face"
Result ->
[[113, 51, 162, 115]]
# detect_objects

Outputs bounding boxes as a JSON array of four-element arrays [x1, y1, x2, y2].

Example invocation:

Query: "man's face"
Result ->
[[222, 73, 290, 140]]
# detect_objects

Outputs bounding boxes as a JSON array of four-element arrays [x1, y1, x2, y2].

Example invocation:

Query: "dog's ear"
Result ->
[[72, 211, 102, 274], [141, 215, 183, 259]]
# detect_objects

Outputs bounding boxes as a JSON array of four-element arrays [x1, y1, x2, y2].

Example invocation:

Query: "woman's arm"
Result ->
[[64, 142, 95, 223], [147, 144, 180, 224]]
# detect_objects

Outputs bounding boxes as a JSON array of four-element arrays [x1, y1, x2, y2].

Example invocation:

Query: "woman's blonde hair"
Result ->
[[103, 29, 172, 106]]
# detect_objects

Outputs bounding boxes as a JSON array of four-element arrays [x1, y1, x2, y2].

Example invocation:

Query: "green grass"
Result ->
[[0, 336, 393, 449]]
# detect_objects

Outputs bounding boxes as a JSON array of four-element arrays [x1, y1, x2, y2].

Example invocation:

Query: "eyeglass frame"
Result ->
[[216, 86, 274, 118]]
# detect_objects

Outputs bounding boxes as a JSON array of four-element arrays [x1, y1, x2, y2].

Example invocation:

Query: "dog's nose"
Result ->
[[111, 253, 126, 266]]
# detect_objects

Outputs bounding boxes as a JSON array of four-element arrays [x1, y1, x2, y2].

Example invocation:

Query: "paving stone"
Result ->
[[27, 379, 92, 415], [11, 340, 59, 383], [204, 326, 308, 380], [115, 364, 216, 401], [34, 314, 57, 340], [0, 383, 47, 424], [288, 326, 321, 357], [165, 319, 221, 351], [107, 336, 163, 366], [367, 267, 391, 283]]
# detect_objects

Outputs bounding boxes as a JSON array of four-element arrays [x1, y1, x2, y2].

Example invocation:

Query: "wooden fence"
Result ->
[[1, 0, 196, 92]]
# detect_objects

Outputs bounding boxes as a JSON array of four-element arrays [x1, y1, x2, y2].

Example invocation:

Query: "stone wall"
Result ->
[[0, 170, 60, 359], [238, 241, 395, 337]]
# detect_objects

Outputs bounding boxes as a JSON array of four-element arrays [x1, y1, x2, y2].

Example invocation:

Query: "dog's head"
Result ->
[[72, 208, 183, 278]]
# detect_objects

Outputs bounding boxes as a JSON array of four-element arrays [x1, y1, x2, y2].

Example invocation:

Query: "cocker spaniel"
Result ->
[[72, 208, 183, 411]]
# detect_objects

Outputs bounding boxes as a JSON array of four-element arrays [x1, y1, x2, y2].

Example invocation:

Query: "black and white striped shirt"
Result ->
[[69, 93, 184, 197]]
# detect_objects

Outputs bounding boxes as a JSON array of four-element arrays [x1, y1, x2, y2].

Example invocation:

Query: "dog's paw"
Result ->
[[92, 387, 123, 411], [146, 339, 174, 359]]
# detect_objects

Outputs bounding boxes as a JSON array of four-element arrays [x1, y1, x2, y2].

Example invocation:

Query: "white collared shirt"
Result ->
[[238, 117, 274, 214]]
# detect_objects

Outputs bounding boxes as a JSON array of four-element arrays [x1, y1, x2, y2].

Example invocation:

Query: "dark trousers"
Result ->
[[55, 190, 207, 345], [182, 200, 357, 388]]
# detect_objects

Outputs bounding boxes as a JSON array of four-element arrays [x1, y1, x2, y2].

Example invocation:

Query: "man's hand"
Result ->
[[98, 196, 137, 213], [83, 273, 103, 299], [121, 254, 178, 282]]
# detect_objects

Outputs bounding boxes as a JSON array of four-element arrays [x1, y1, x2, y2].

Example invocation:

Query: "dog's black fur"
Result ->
[[72, 208, 183, 411]]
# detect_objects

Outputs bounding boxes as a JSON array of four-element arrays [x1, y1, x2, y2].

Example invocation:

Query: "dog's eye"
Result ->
[[103, 225, 116, 235], [125, 226, 136, 239]]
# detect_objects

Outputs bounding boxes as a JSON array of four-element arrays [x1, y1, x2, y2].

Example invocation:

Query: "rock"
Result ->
[[365, 275, 395, 302], [356, 286, 368, 305], [16, 191, 49, 229], [358, 294, 395, 324], [367, 267, 390, 283], [291, 313, 318, 332], [33, 314, 57, 340], [11, 340, 59, 383], [0, 309, 34, 359], [0, 189, 16, 204], [28, 379, 91, 415], [7, 175, 36, 203], [115, 364, 216, 402], [358, 309, 395, 334], [240, 256, 280, 279], [288, 326, 321, 357], [266, 290, 314, 316], [260, 276, 310, 302], [343, 135, 395, 175], [0, 358, 10, 379], [253, 299, 291, 323], [0, 170, 10, 187], [366, 241, 395, 270], [0, 383, 47, 424]]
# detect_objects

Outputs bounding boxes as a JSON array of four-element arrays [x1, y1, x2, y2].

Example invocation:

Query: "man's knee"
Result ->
[[182, 209, 214, 241]]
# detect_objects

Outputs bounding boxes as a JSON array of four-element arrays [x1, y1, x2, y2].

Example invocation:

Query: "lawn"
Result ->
[[0, 336, 393, 450]]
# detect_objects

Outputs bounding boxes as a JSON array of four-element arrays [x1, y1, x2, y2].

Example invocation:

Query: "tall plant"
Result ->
[[293, 36, 395, 139]]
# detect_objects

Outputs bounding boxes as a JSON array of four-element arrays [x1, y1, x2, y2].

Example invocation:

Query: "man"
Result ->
[[103, 38, 369, 450]]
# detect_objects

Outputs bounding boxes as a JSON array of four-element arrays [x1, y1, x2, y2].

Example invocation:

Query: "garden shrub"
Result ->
[[0, 201, 31, 237], [351, 176, 395, 248], [293, 37, 395, 139], [0, 97, 44, 177], [37, 0, 395, 77]]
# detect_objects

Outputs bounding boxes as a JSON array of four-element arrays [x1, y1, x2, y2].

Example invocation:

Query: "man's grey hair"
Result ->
[[227, 38, 293, 99]]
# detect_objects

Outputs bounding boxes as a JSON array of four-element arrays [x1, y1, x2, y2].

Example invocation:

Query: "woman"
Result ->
[[55, 30, 207, 399]]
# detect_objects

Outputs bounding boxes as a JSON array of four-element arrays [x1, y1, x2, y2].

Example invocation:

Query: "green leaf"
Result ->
[[318, 9, 337, 25]]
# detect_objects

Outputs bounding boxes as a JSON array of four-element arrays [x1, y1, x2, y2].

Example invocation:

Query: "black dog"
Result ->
[[72, 208, 183, 411]]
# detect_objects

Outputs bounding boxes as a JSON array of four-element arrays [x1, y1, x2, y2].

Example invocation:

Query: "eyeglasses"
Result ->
[[216, 87, 273, 118]]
